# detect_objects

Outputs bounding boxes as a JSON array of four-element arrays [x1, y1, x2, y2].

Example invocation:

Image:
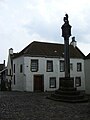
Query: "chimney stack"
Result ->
[[9, 48, 13, 55], [3, 60, 5, 67], [70, 37, 77, 47]]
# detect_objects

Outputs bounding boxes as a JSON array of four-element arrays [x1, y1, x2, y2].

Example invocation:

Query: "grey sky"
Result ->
[[0, 0, 90, 63]]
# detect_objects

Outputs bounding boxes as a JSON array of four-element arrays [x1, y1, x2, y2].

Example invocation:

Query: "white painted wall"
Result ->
[[23, 57, 85, 92], [24, 57, 63, 91], [85, 59, 90, 94], [70, 59, 85, 90], [12, 56, 85, 92]]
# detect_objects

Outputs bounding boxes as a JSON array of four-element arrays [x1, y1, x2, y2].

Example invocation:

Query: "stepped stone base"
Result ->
[[48, 77, 88, 103]]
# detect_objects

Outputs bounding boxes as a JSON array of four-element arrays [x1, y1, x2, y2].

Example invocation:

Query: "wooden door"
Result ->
[[34, 75, 44, 92]]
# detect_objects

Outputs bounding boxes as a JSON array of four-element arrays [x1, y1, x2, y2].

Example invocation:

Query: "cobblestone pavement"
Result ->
[[0, 91, 90, 120]]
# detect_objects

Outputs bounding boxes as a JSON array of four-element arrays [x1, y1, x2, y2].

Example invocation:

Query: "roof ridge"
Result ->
[[18, 41, 64, 54], [32, 41, 63, 45]]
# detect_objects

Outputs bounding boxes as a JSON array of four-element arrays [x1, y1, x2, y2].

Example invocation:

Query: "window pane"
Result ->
[[70, 63, 73, 70], [77, 63, 82, 71], [47, 61, 53, 72], [20, 64, 23, 73], [75, 77, 81, 87], [60, 60, 65, 72], [14, 75, 15, 85], [50, 77, 56, 88], [31, 60, 38, 72], [14, 64, 15, 73]]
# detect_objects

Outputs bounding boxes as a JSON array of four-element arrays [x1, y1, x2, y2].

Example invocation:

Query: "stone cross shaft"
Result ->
[[61, 14, 72, 78]]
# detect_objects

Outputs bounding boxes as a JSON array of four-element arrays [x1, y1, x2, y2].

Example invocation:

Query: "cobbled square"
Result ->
[[0, 91, 90, 120]]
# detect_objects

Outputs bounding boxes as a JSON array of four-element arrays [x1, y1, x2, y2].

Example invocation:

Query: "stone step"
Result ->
[[51, 93, 85, 100], [55, 90, 80, 95], [48, 96, 88, 103], [59, 87, 77, 91]]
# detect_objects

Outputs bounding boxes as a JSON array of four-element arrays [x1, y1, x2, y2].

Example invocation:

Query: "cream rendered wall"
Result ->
[[12, 56, 26, 91], [85, 59, 90, 94]]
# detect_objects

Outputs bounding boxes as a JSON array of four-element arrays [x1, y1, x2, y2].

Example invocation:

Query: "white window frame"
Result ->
[[75, 77, 81, 87], [77, 63, 82, 72], [46, 60, 53, 72], [31, 59, 38, 72], [60, 60, 65, 72]]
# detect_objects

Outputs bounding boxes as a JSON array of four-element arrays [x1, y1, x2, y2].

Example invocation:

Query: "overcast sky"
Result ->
[[0, 0, 90, 64]]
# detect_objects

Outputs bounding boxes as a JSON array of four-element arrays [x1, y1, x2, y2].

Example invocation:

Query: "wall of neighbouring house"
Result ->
[[12, 56, 26, 91], [85, 59, 90, 94]]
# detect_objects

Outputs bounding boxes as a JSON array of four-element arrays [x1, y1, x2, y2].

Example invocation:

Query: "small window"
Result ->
[[60, 60, 65, 72], [14, 75, 15, 85], [14, 64, 15, 73], [77, 63, 82, 72], [75, 77, 81, 87], [70, 63, 73, 70], [20, 64, 23, 73], [46, 60, 53, 72], [31, 60, 38, 72], [49, 77, 56, 88]]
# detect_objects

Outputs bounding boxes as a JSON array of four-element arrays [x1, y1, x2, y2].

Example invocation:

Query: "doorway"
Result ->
[[34, 75, 44, 92]]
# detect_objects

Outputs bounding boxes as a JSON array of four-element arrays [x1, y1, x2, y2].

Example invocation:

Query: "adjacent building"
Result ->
[[7, 39, 86, 92], [85, 53, 90, 94], [0, 60, 7, 90]]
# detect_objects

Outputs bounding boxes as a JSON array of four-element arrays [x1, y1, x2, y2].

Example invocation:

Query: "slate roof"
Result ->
[[0, 64, 5, 71], [0, 67, 7, 74], [85, 53, 90, 59], [13, 41, 85, 59]]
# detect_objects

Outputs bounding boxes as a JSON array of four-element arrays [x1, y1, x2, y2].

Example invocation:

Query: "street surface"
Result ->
[[0, 91, 90, 120]]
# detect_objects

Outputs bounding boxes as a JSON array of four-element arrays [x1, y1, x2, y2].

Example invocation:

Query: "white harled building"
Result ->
[[7, 39, 86, 92]]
